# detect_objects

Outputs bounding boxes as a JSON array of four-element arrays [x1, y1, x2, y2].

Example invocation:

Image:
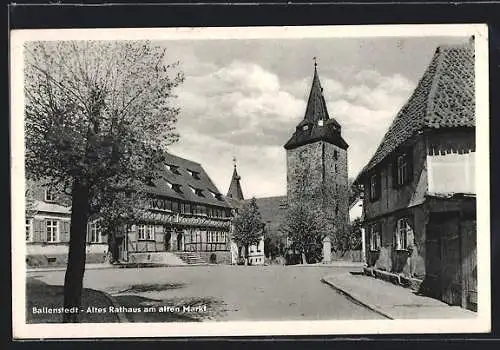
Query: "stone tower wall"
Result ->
[[286, 140, 349, 233]]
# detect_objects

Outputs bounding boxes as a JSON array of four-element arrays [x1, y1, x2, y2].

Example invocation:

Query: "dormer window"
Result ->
[[190, 186, 204, 197], [187, 169, 200, 180], [167, 164, 181, 175], [44, 189, 55, 202], [165, 179, 182, 194]]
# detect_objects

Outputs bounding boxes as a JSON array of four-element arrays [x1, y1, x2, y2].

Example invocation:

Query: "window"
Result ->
[[25, 219, 32, 242], [318, 120, 324, 126], [138, 225, 155, 240], [44, 189, 55, 202], [395, 218, 412, 250], [369, 172, 381, 201], [334, 150, 338, 160], [187, 169, 200, 180], [168, 164, 181, 175], [89, 222, 102, 243], [302, 125, 309, 131], [393, 150, 412, 187], [369, 223, 381, 251], [334, 164, 338, 173], [46, 220, 59, 243]]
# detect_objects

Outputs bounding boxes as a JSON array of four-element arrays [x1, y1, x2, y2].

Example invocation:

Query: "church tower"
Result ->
[[284, 61, 349, 245]]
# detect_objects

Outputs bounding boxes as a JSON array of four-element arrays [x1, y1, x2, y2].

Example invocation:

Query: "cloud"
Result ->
[[177, 61, 305, 147], [172, 57, 416, 196]]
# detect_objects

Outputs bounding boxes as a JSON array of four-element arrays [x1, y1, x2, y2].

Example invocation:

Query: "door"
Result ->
[[441, 233, 462, 306], [164, 231, 172, 251], [177, 232, 183, 251], [461, 220, 477, 310]]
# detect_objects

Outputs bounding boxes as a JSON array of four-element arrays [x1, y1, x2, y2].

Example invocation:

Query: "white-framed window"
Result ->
[[395, 218, 412, 250], [138, 225, 155, 240], [302, 125, 309, 131], [25, 218, 33, 242], [46, 220, 59, 243], [369, 223, 381, 251], [89, 221, 102, 243], [44, 189, 55, 202], [318, 120, 324, 126]]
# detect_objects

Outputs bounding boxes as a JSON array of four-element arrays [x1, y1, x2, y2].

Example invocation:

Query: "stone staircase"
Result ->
[[174, 252, 208, 265]]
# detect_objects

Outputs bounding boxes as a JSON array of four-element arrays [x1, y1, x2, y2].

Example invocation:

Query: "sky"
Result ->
[[160, 36, 470, 198]]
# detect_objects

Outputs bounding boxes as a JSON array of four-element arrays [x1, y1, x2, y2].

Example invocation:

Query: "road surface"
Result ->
[[27, 265, 384, 321]]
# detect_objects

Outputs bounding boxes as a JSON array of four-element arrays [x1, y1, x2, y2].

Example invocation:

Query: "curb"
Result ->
[[320, 277, 393, 320], [100, 290, 129, 323]]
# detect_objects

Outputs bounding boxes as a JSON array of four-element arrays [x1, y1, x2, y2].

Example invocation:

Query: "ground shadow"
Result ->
[[113, 294, 225, 322], [26, 277, 120, 323]]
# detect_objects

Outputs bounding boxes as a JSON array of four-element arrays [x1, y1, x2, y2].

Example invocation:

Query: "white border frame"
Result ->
[[11, 24, 490, 339]]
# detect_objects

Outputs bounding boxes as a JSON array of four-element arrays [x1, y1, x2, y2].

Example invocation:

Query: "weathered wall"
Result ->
[[426, 130, 475, 195], [286, 141, 349, 232], [365, 205, 427, 278], [363, 135, 428, 219]]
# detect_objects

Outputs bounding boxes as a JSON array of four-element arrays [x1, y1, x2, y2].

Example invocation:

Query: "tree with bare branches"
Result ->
[[24, 41, 184, 322]]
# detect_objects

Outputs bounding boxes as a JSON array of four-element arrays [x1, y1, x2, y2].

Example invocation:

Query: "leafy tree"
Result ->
[[281, 202, 326, 264], [232, 197, 265, 265], [332, 217, 363, 257], [24, 41, 183, 322]]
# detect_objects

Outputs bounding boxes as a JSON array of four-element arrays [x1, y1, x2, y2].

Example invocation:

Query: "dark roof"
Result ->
[[145, 152, 232, 208], [250, 196, 288, 235], [357, 42, 475, 180], [284, 65, 348, 151], [226, 166, 245, 201]]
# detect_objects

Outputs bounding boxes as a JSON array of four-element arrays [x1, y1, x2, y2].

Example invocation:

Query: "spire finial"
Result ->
[[232, 156, 237, 168], [313, 56, 318, 68]]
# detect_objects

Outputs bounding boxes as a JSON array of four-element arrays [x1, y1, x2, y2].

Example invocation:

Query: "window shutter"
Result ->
[[33, 219, 43, 243], [406, 152, 413, 184], [61, 221, 70, 243], [392, 157, 398, 188]]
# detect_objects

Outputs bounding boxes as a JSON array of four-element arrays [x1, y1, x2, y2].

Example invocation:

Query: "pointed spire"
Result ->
[[227, 157, 244, 200], [301, 58, 335, 126], [283, 59, 348, 151]]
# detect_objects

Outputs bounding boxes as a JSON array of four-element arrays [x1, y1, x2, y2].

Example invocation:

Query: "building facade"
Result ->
[[356, 42, 477, 310], [25, 180, 108, 267], [122, 152, 234, 264], [283, 63, 350, 263]]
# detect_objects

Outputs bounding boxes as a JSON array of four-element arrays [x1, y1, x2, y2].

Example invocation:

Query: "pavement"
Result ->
[[321, 272, 477, 319]]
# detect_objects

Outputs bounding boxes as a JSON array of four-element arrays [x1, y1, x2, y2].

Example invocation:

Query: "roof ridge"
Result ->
[[166, 151, 202, 166], [424, 47, 448, 126]]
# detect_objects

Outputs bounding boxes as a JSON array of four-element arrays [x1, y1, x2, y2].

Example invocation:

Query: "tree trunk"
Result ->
[[63, 180, 90, 323], [301, 252, 307, 265], [244, 245, 249, 266]]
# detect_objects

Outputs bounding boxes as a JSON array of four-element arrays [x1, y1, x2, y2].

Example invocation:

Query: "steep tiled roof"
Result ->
[[357, 42, 475, 179], [284, 65, 348, 151], [145, 152, 232, 208]]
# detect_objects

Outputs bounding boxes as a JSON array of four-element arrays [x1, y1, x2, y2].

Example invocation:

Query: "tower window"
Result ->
[[334, 150, 338, 160]]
